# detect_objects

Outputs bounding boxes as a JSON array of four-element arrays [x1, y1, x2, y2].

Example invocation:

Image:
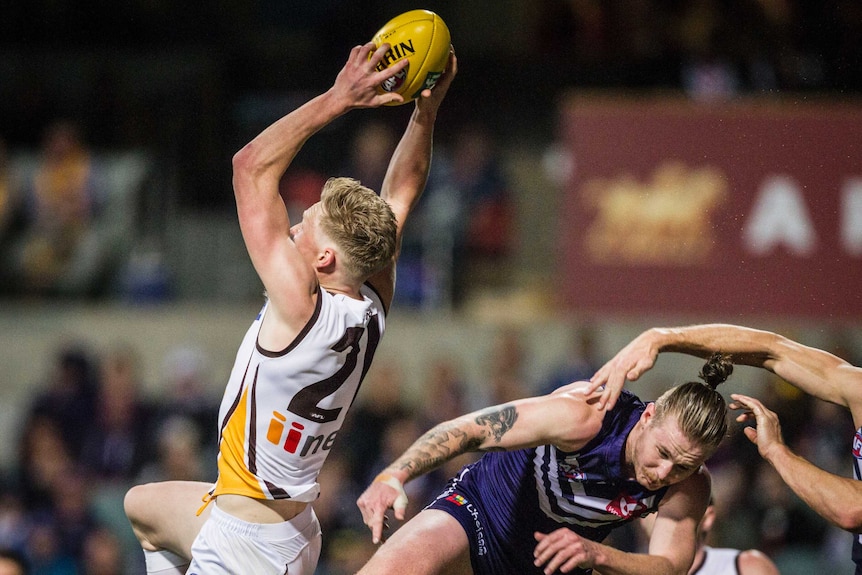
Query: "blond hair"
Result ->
[[318, 177, 397, 280], [653, 352, 732, 455]]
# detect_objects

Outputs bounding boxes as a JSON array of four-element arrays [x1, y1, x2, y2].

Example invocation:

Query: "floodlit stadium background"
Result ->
[[0, 2, 860, 573]]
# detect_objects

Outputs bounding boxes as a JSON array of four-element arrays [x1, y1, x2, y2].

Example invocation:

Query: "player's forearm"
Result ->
[[589, 542, 684, 575], [383, 418, 482, 484], [649, 324, 777, 368], [384, 403, 519, 483], [380, 106, 435, 218], [763, 443, 862, 531], [655, 325, 852, 405]]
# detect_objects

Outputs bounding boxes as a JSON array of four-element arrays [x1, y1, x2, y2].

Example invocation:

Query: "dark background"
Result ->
[[2, 0, 860, 208]]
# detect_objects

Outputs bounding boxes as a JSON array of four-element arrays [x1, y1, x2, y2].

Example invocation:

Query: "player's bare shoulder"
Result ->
[[539, 383, 606, 451]]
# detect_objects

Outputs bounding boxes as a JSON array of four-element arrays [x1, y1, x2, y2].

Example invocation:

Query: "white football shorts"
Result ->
[[186, 501, 322, 575]]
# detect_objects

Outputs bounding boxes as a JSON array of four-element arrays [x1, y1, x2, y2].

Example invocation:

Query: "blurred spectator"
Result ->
[[538, 323, 604, 394], [0, 548, 28, 575], [80, 527, 124, 575], [135, 415, 207, 483], [339, 120, 398, 194], [155, 344, 220, 453], [417, 356, 472, 427], [279, 168, 327, 227], [0, 493, 28, 559], [24, 520, 77, 575], [749, 460, 829, 572], [481, 327, 530, 405], [11, 120, 102, 296], [395, 121, 515, 309], [15, 416, 76, 513], [315, 529, 377, 575], [414, 356, 480, 483], [443, 124, 515, 305], [79, 344, 157, 482], [313, 453, 364, 570], [339, 361, 409, 485], [44, 469, 100, 569], [26, 343, 98, 462]]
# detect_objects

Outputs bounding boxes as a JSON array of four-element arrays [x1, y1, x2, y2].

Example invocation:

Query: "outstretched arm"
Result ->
[[232, 42, 407, 326], [367, 48, 458, 308], [733, 393, 862, 532], [589, 324, 862, 425], [356, 389, 603, 543]]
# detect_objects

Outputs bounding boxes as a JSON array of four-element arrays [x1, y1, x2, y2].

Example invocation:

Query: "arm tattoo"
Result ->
[[475, 404, 518, 445], [390, 405, 518, 479], [391, 422, 474, 478]]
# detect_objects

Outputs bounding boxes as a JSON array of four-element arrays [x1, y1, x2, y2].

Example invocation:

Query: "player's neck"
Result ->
[[320, 282, 362, 300]]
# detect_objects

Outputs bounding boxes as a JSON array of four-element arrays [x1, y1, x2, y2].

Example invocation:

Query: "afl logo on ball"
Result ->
[[381, 65, 408, 93], [853, 430, 862, 458]]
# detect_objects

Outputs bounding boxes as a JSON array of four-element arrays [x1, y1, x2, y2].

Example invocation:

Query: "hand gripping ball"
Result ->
[[371, 9, 451, 105]]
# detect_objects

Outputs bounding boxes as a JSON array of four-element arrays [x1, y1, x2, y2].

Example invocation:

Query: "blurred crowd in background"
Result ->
[[0, 0, 860, 303], [1, 0, 861, 573]]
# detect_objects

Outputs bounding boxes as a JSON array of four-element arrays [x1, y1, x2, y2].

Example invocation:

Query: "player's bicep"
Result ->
[[472, 394, 601, 452], [772, 340, 861, 409]]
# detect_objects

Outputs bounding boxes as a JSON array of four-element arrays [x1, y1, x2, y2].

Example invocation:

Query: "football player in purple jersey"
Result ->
[[356, 353, 734, 575]]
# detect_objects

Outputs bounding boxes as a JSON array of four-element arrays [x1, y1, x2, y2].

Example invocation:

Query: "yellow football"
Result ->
[[371, 9, 451, 105]]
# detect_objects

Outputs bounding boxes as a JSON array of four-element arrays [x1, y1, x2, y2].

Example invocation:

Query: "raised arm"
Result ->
[[366, 48, 457, 308], [356, 388, 602, 543], [231, 43, 407, 325], [589, 324, 862, 425], [732, 392, 862, 532]]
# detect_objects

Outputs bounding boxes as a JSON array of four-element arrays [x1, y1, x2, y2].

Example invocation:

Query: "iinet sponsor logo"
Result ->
[[266, 411, 337, 457]]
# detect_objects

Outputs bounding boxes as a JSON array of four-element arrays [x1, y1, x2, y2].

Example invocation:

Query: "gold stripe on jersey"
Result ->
[[215, 380, 264, 498]]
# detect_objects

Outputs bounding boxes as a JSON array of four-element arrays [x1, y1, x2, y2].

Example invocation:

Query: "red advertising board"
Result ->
[[557, 96, 862, 319]]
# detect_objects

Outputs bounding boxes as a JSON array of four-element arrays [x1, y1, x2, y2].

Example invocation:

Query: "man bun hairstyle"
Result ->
[[699, 351, 733, 390], [654, 352, 733, 454]]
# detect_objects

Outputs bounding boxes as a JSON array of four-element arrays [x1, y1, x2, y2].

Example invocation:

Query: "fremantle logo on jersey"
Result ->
[[853, 430, 862, 459], [559, 457, 586, 481], [606, 493, 647, 519]]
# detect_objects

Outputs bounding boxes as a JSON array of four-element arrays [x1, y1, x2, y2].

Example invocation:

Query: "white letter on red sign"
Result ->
[[743, 174, 817, 256], [842, 178, 862, 257]]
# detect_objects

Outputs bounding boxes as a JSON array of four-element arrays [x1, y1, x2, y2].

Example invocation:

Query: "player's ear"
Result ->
[[700, 504, 717, 533], [317, 248, 336, 272], [640, 402, 656, 424]]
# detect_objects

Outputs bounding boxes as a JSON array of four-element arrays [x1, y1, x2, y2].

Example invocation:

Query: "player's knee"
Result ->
[[124, 483, 159, 550]]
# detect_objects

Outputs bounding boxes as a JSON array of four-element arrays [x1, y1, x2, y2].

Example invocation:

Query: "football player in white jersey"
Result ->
[[122, 43, 457, 575], [589, 323, 862, 575], [687, 500, 779, 575]]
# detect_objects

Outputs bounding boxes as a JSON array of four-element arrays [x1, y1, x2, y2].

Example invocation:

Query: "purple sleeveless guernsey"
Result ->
[[427, 390, 668, 575]]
